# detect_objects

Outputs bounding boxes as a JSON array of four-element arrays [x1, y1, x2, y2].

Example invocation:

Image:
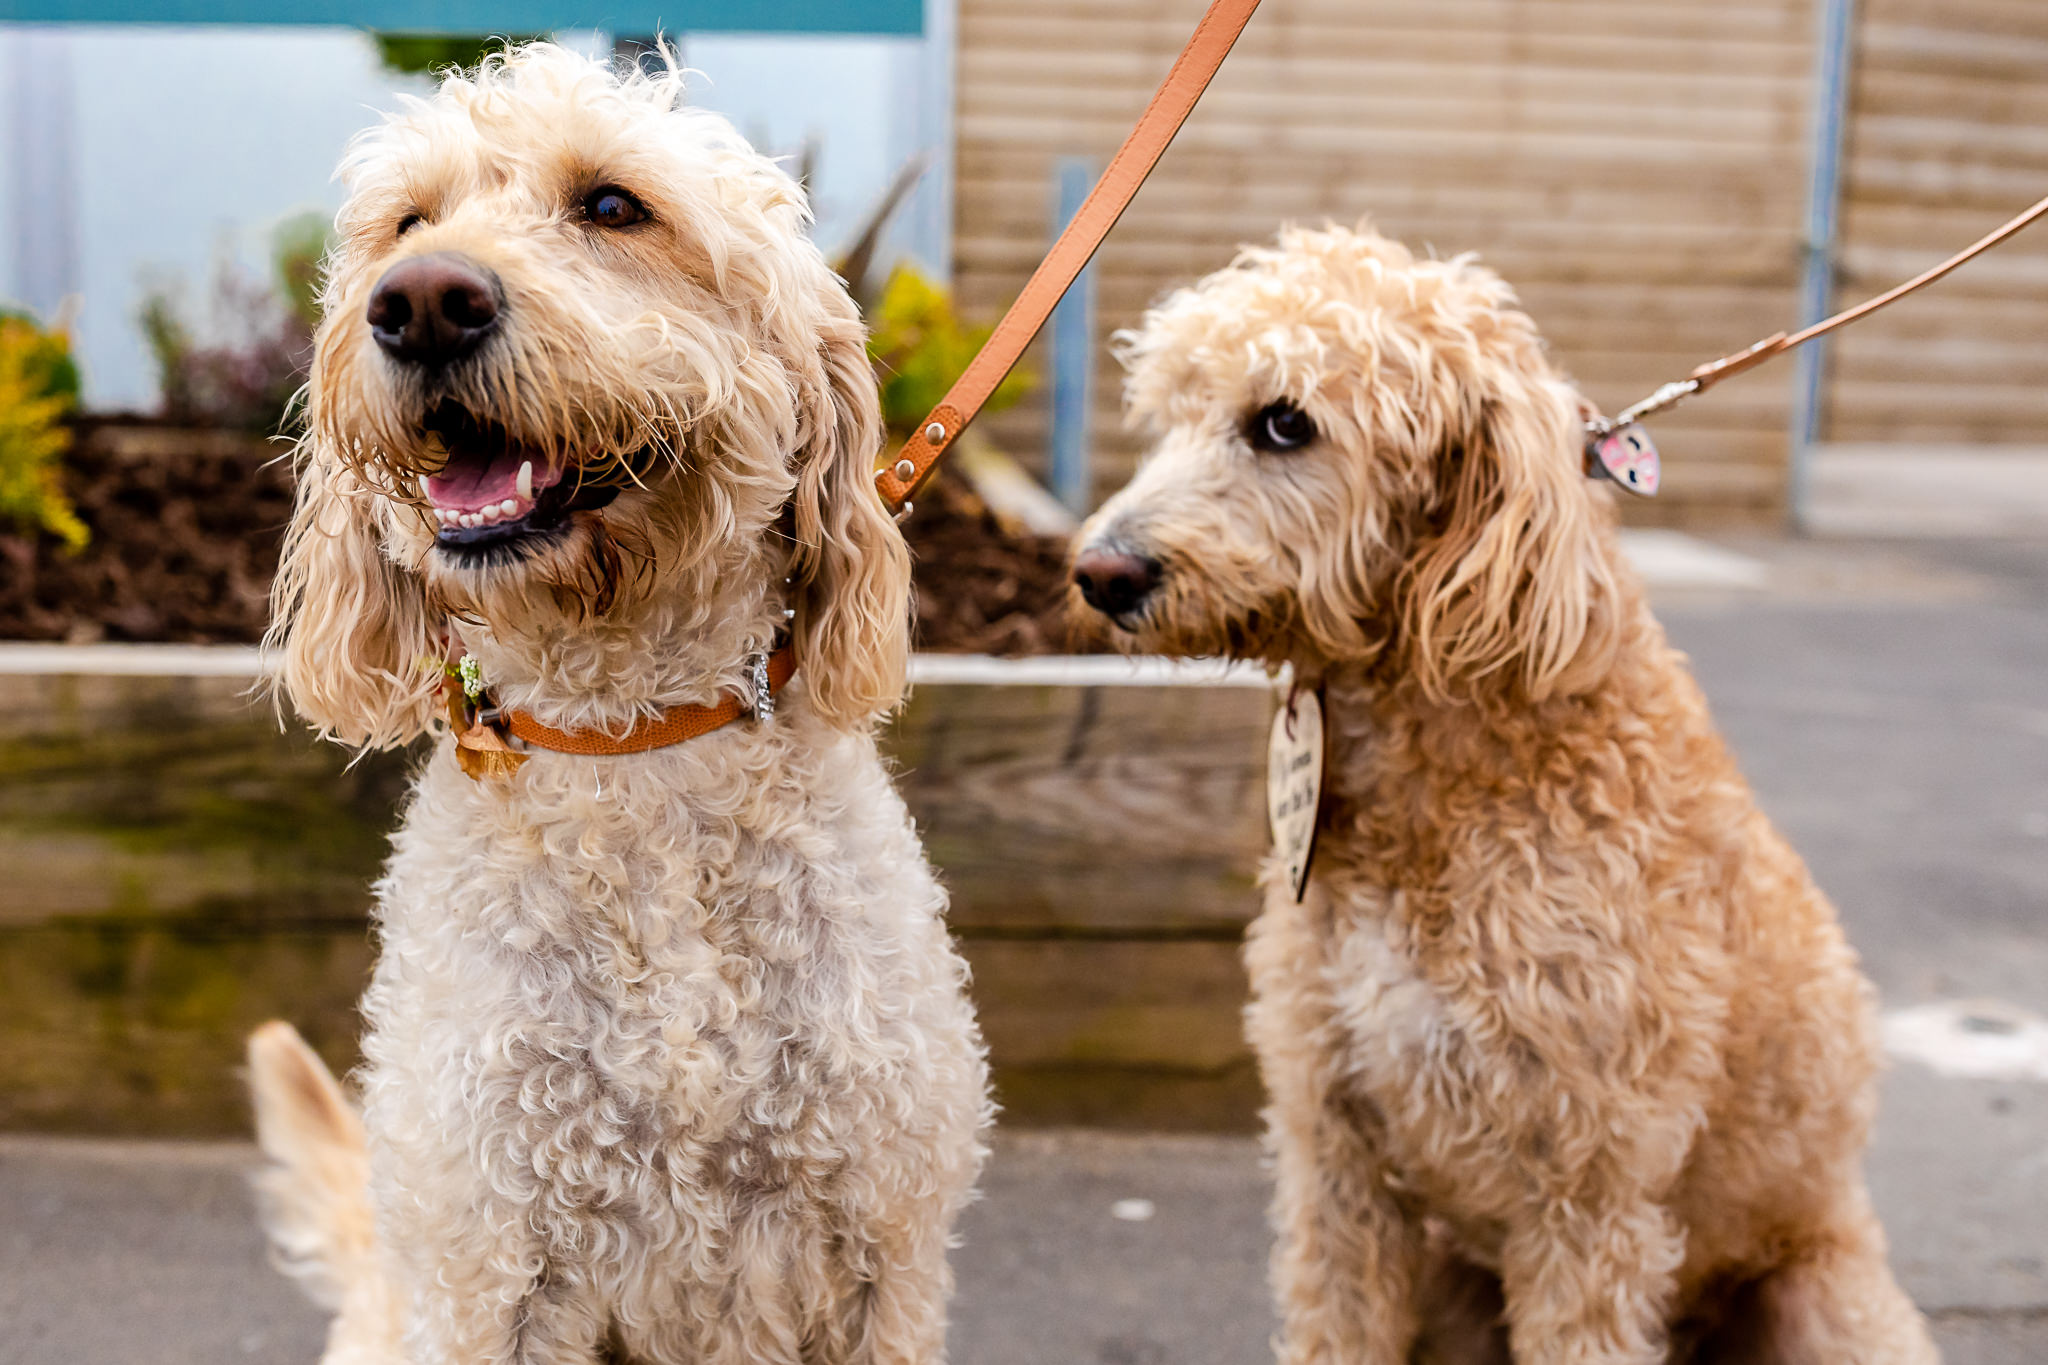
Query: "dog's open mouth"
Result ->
[[421, 403, 644, 556]]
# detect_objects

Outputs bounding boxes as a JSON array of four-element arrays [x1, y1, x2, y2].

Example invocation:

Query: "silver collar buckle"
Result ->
[[747, 651, 775, 723]]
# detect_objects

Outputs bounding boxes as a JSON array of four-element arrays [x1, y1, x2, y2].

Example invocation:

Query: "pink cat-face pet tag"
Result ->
[[1586, 424, 1661, 496]]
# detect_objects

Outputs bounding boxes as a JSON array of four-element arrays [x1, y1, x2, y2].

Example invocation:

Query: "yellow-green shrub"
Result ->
[[865, 265, 1033, 439], [0, 312, 87, 551]]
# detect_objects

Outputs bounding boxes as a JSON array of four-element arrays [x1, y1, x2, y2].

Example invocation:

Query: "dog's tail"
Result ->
[[246, 1021, 377, 1313]]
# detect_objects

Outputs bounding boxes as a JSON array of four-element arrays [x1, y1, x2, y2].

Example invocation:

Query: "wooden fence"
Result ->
[[954, 0, 1818, 525], [952, 0, 2048, 525]]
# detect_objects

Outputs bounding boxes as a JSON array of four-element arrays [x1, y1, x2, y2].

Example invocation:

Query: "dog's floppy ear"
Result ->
[[1399, 366, 1618, 702], [266, 444, 441, 749], [786, 308, 911, 729]]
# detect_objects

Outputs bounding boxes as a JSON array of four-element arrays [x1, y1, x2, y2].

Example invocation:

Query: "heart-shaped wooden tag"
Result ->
[[455, 719, 529, 781], [1268, 686, 1324, 903]]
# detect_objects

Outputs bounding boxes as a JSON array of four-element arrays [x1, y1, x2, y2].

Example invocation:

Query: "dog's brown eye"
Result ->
[[396, 212, 423, 237], [1249, 401, 1316, 453], [584, 187, 647, 229]]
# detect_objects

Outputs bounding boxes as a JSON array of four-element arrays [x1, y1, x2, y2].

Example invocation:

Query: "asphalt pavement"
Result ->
[[2, 534, 2044, 1365]]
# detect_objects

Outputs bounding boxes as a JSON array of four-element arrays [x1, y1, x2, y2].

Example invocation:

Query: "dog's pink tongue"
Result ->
[[426, 453, 560, 511]]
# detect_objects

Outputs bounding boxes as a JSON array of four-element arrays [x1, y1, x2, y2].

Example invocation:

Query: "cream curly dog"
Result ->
[[246, 45, 988, 1365], [1071, 225, 1935, 1364]]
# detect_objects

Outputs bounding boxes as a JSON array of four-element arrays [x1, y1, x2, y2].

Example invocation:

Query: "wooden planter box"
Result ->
[[0, 646, 1274, 1136]]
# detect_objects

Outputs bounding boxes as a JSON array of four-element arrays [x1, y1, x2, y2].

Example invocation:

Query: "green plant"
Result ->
[[141, 214, 332, 435], [0, 307, 80, 406], [0, 311, 87, 550], [865, 265, 1033, 438], [371, 33, 539, 76], [273, 210, 330, 331], [139, 291, 193, 417]]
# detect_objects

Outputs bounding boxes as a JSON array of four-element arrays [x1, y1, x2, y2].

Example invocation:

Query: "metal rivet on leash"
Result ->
[[924, 421, 946, 446], [894, 458, 916, 481]]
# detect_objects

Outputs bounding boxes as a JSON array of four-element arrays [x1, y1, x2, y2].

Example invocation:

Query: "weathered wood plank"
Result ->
[[894, 679, 1270, 933], [0, 664, 1275, 1135], [965, 938, 1260, 1132], [0, 921, 374, 1134], [0, 673, 412, 927]]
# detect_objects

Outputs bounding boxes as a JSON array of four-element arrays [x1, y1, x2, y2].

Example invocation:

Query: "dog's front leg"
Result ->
[[1250, 908, 1424, 1364], [1497, 1195, 1684, 1365], [394, 1213, 610, 1365], [1265, 1085, 1425, 1364], [842, 1216, 956, 1365], [371, 1118, 608, 1365]]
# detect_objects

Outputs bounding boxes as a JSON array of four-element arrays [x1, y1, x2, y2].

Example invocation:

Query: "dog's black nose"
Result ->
[[1073, 546, 1162, 617], [366, 253, 502, 368]]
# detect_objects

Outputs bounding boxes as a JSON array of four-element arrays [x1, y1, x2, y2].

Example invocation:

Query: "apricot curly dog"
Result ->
[[246, 45, 988, 1365], [1071, 224, 1935, 1364]]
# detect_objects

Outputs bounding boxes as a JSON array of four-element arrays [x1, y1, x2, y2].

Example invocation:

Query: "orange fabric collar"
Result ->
[[500, 643, 797, 758]]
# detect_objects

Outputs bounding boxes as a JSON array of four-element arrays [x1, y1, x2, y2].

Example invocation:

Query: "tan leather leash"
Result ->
[[435, 0, 1266, 781], [1587, 189, 2048, 496], [874, 0, 1264, 514]]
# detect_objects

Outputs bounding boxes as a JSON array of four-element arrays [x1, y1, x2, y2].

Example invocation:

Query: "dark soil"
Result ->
[[0, 420, 292, 644], [901, 476, 1088, 656], [0, 419, 1081, 654]]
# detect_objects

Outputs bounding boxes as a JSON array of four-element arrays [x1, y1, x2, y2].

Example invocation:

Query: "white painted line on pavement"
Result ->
[[1883, 1000, 2048, 1083], [1618, 529, 1768, 590]]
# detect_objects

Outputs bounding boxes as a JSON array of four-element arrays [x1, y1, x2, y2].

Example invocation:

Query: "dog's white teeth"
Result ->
[[516, 460, 533, 501], [435, 501, 525, 532]]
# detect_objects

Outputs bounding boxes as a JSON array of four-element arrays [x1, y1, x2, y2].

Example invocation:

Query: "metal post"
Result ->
[[897, 0, 957, 281], [1048, 156, 1097, 514], [1789, 0, 1857, 533]]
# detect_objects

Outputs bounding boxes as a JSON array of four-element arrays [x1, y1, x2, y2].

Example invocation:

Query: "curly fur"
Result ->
[[250, 44, 989, 1365], [1074, 224, 1936, 1364]]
